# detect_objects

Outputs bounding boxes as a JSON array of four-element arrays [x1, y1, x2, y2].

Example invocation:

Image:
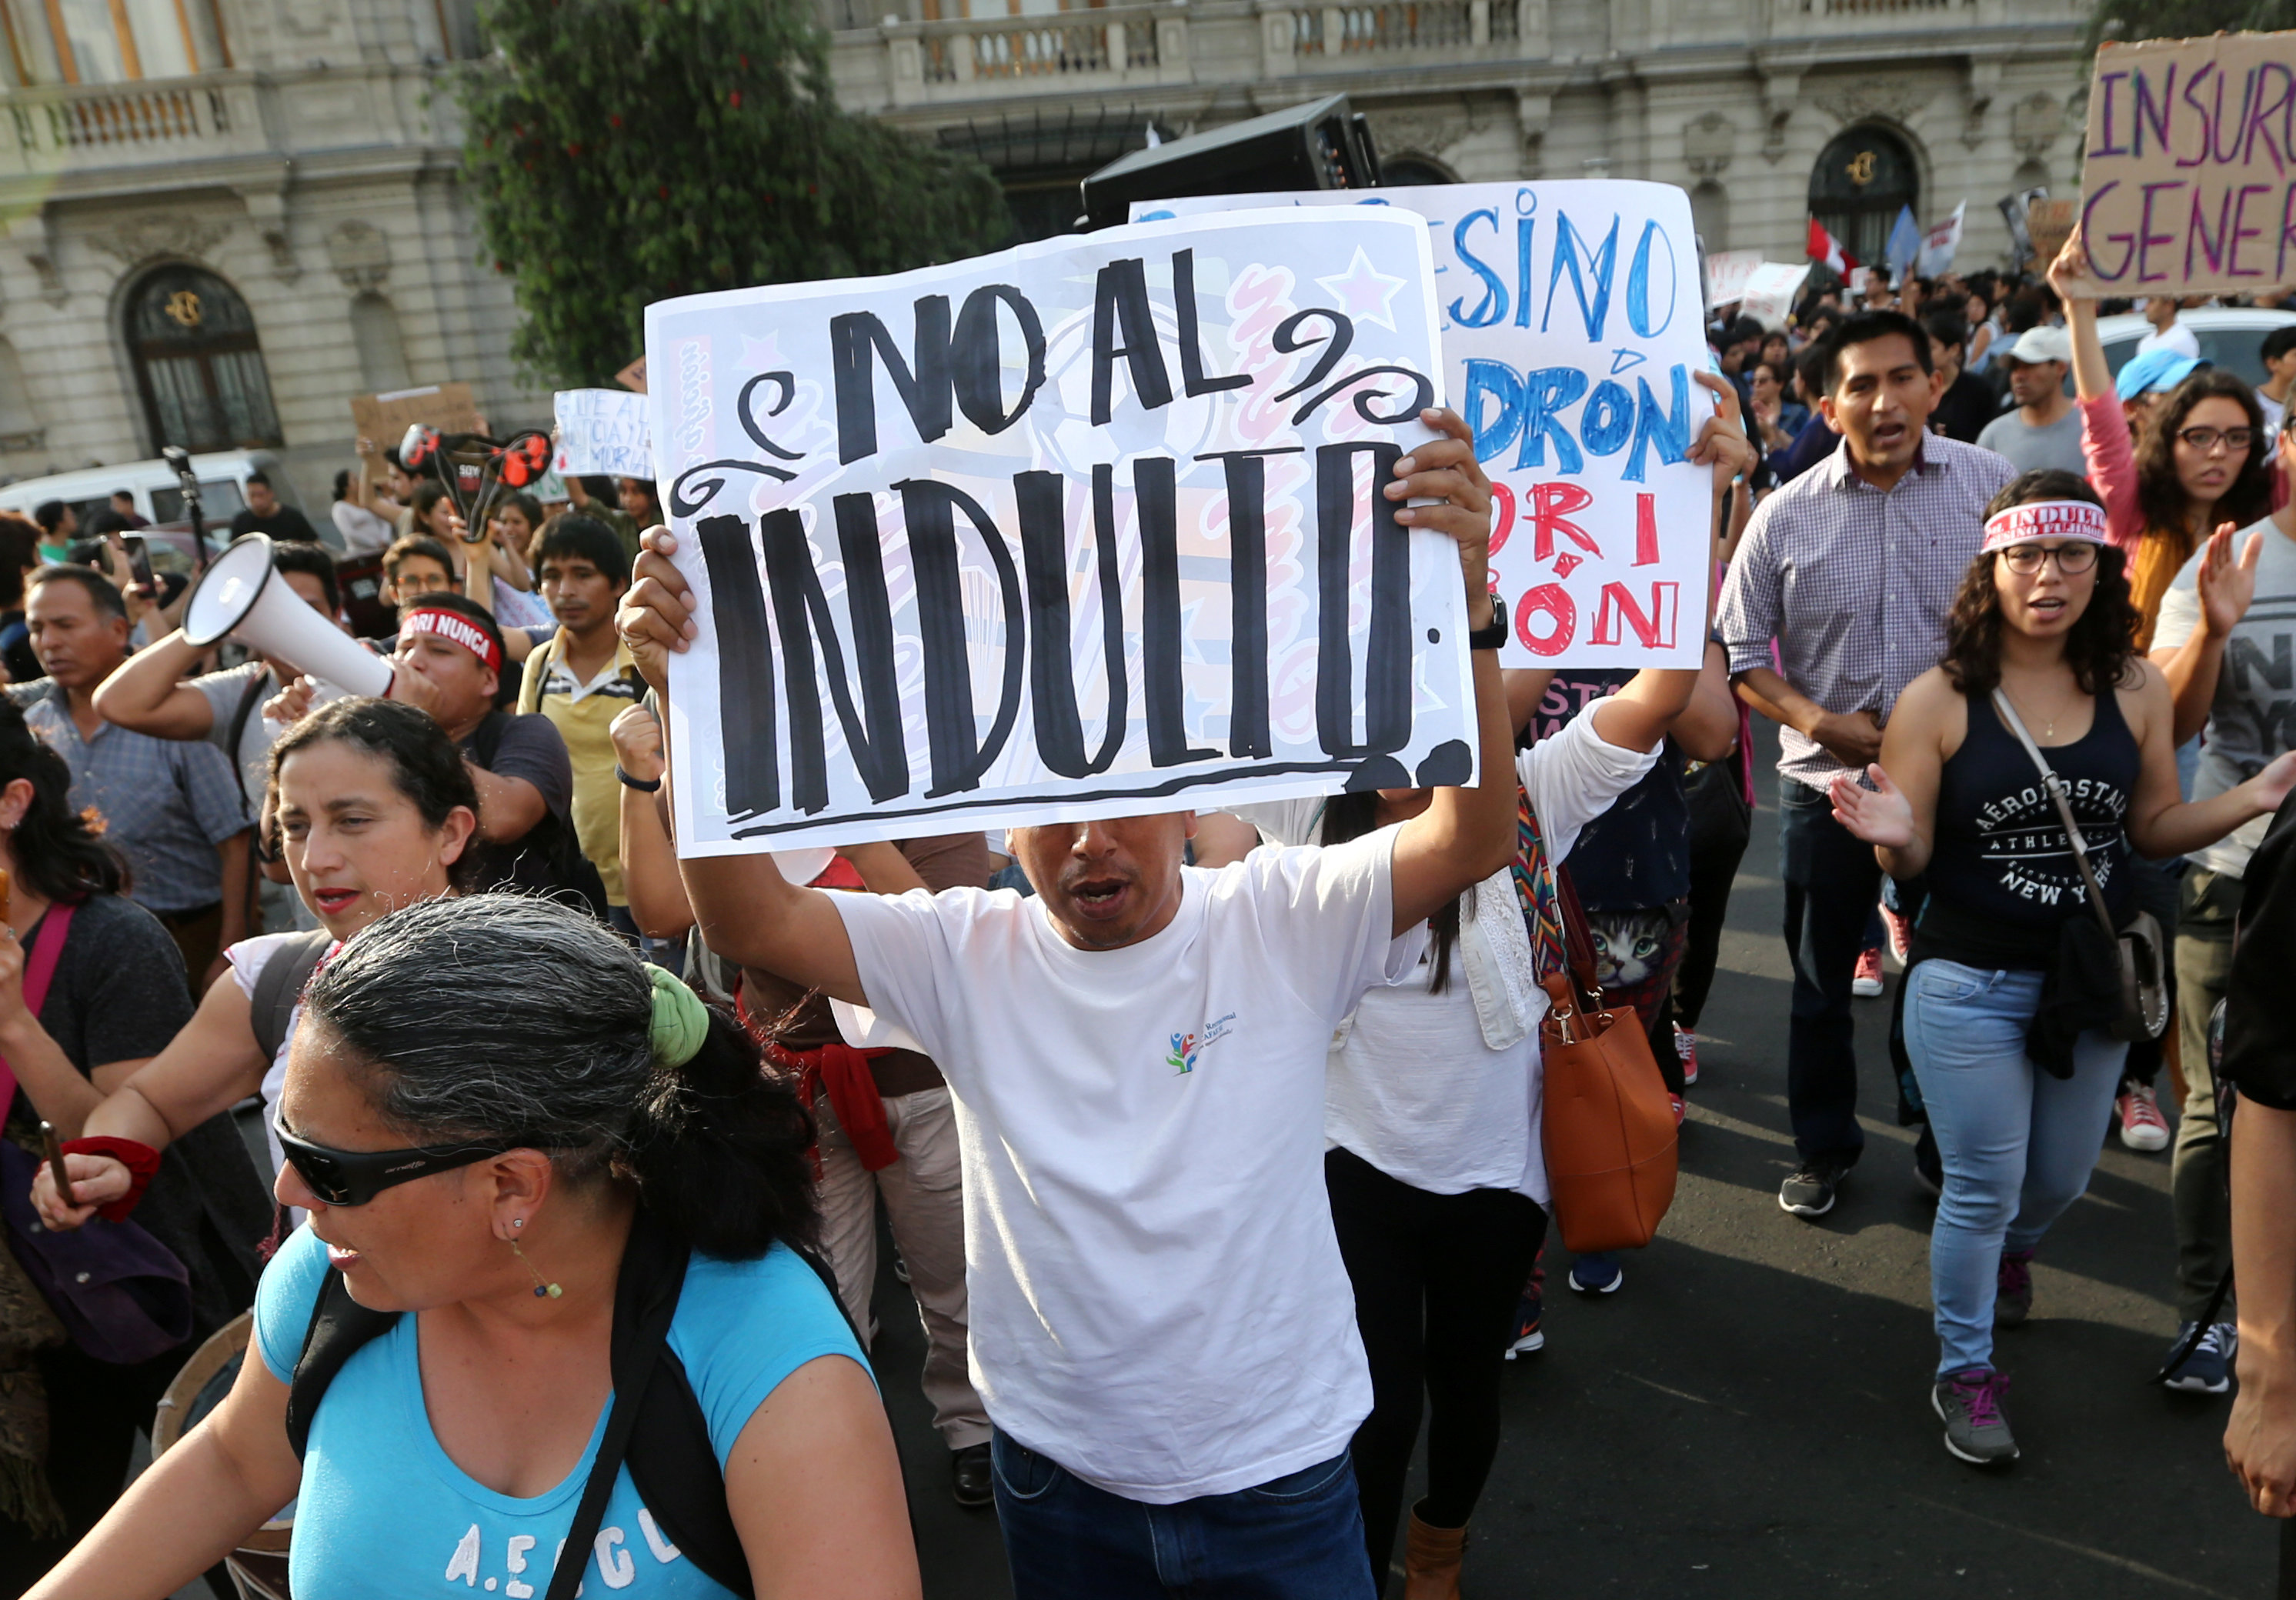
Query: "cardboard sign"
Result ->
[[349, 382, 484, 447], [1703, 250, 1762, 311], [1137, 182, 1718, 669], [647, 210, 1477, 856], [2026, 198, 2077, 272], [1739, 262, 1812, 332], [2074, 31, 2296, 294], [552, 389, 654, 478]]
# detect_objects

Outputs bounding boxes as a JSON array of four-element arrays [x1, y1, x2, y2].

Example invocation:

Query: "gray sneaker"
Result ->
[[1995, 1251, 2034, 1328], [1779, 1158, 1848, 1218], [1933, 1368, 2018, 1465]]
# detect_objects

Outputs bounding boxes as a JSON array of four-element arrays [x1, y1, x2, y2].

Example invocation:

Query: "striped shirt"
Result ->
[[1717, 435, 2015, 791]]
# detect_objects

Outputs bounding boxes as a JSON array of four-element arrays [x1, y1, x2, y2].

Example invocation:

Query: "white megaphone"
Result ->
[[182, 535, 393, 699], [770, 848, 838, 888]]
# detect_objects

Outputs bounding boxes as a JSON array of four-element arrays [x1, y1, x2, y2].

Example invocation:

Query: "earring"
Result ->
[[509, 1236, 562, 1299]]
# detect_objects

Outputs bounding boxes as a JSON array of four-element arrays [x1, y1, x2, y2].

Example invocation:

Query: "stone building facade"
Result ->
[[1, 0, 2091, 488]]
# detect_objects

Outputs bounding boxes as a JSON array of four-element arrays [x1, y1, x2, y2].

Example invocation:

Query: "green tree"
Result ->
[[458, 0, 1013, 388], [2086, 0, 2296, 55]]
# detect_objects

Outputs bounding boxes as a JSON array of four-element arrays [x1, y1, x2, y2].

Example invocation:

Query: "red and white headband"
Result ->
[[1981, 499, 2107, 552], [400, 605, 502, 673]]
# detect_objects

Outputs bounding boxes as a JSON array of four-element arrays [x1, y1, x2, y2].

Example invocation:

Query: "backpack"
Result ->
[[285, 1208, 864, 1598], [468, 712, 609, 920], [250, 928, 333, 1064]]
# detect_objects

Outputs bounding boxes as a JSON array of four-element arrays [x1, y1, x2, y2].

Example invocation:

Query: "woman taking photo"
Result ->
[[410, 482, 552, 632], [29, 697, 477, 1217], [0, 701, 270, 1592], [29, 895, 916, 1600], [1828, 470, 2296, 1468]]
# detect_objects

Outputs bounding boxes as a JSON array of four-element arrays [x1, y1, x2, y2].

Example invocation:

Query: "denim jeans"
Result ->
[[992, 1434, 1376, 1600], [1902, 959, 2126, 1376], [1777, 778, 1887, 1163]]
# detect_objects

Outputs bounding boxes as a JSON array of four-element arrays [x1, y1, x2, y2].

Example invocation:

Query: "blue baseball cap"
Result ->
[[2115, 347, 2205, 400]]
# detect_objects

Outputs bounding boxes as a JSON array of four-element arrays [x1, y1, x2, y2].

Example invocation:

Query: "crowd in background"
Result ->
[[0, 227, 2292, 1600]]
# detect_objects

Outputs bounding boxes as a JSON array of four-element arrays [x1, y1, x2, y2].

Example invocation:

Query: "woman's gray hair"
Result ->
[[302, 895, 655, 1181]]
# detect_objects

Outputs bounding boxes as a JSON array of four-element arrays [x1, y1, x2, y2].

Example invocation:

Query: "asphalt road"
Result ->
[[863, 720, 2282, 1599]]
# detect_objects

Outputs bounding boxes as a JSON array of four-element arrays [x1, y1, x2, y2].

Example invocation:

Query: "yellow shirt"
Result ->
[[518, 634, 644, 906]]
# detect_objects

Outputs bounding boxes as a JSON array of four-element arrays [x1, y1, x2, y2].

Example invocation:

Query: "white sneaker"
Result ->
[[2117, 1082, 2171, 1153]]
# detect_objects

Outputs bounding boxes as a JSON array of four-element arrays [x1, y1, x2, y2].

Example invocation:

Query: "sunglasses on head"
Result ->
[[274, 1116, 512, 1207]]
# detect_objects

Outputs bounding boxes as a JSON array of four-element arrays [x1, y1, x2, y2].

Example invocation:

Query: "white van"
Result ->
[[0, 451, 309, 549]]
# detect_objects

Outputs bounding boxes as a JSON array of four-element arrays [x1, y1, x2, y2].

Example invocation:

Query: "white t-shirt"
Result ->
[[2153, 518, 2296, 877], [226, 930, 337, 1179], [2135, 322, 2202, 361], [829, 831, 1423, 1503], [1238, 713, 1658, 1202]]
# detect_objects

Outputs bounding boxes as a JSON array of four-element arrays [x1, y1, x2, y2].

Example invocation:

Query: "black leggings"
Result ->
[[1670, 757, 1754, 1037], [1326, 1147, 1549, 1584]]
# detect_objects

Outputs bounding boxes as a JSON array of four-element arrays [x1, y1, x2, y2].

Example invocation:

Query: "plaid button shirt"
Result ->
[[9, 681, 249, 913], [1717, 435, 2016, 792]]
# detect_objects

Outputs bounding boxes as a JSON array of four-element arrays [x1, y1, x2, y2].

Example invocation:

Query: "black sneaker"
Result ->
[[1779, 1158, 1848, 1218], [1933, 1367, 2019, 1465], [951, 1442, 993, 1508]]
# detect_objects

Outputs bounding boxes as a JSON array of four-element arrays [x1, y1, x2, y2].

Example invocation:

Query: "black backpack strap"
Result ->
[[547, 1208, 693, 1600], [225, 668, 272, 808], [250, 928, 333, 1065], [287, 1265, 400, 1459]]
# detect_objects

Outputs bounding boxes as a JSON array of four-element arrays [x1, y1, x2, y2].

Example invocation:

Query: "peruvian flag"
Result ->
[[1807, 218, 1857, 276]]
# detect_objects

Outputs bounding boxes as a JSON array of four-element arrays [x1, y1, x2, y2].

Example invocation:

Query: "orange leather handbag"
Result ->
[[1535, 865, 1680, 1254]]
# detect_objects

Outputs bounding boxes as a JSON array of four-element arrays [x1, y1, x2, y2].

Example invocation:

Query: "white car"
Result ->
[[0, 450, 307, 562], [2093, 306, 2296, 387]]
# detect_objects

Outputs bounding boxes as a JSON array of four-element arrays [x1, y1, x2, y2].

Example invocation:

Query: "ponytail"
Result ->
[[623, 1007, 819, 1257]]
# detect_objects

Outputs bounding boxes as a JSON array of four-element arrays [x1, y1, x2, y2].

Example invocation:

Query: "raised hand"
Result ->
[[2198, 522, 2263, 640], [617, 525, 696, 696], [1827, 763, 1915, 848], [1690, 371, 1757, 492], [1384, 407, 1494, 623]]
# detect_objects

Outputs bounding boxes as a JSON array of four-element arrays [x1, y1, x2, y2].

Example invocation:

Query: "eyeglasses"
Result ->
[[2176, 426, 2256, 454], [274, 1115, 510, 1207], [1997, 542, 2101, 575]]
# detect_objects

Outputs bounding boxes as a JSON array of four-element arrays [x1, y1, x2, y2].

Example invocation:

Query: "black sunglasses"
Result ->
[[274, 1116, 511, 1207]]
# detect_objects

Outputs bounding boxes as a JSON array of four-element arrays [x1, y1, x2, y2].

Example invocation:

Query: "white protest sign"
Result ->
[[1136, 183, 1716, 668], [553, 388, 655, 478], [1703, 249, 1762, 311], [646, 209, 1477, 856], [1739, 262, 1811, 332]]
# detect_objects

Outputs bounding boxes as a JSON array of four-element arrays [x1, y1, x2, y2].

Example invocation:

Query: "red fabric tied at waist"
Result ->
[[775, 1041, 900, 1172]]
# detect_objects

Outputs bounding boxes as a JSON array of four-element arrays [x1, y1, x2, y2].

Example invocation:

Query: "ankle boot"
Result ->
[[1403, 1504, 1466, 1600]]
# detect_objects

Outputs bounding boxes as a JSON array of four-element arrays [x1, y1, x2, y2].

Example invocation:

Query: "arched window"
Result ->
[[1380, 156, 1455, 187], [1808, 125, 1917, 271], [124, 265, 283, 452], [349, 292, 412, 393]]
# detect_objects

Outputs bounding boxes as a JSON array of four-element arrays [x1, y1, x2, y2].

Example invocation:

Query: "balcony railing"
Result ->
[[1, 75, 269, 178], [887, 5, 1190, 103], [1291, 0, 1517, 52]]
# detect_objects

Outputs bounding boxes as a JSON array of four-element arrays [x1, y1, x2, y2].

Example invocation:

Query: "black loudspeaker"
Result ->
[[1080, 94, 1379, 229]]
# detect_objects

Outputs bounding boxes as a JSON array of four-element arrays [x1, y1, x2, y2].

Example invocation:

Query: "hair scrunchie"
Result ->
[[649, 965, 710, 1067]]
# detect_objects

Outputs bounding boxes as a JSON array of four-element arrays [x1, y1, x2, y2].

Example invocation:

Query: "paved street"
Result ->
[[865, 723, 2281, 1598]]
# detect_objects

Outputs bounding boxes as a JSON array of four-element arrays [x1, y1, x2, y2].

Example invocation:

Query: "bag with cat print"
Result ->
[[1512, 791, 1680, 1253]]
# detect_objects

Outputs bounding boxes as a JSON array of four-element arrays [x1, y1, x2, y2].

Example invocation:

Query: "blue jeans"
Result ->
[[992, 1433, 1376, 1600], [1777, 779, 1886, 1163], [1902, 960, 2126, 1376]]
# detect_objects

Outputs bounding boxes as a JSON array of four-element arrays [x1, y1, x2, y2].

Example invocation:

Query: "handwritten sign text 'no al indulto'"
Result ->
[[645, 210, 1480, 856], [2074, 31, 2296, 296], [1138, 183, 1719, 670]]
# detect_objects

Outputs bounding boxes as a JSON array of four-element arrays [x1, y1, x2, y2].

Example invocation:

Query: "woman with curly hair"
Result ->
[[1827, 470, 2296, 1468]]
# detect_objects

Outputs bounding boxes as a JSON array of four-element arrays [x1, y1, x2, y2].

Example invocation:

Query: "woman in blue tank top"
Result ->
[[1829, 470, 2296, 1469], [25, 895, 919, 1600]]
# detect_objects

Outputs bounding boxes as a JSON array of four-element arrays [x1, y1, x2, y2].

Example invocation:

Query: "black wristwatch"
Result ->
[[1467, 595, 1509, 652], [616, 765, 662, 792]]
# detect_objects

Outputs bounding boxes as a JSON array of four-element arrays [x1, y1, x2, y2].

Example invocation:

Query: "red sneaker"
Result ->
[[1673, 1025, 1700, 1087], [1852, 946, 1885, 998], [2116, 1082, 2170, 1152], [1881, 900, 1914, 964], [1668, 1092, 1686, 1128]]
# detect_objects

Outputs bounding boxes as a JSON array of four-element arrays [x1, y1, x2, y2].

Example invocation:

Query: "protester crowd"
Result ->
[[0, 228, 2292, 1600]]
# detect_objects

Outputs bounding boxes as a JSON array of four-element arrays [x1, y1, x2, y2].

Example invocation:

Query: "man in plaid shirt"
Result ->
[[1716, 310, 2015, 1220]]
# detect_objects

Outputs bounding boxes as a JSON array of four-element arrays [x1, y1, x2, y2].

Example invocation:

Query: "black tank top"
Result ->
[[1920, 683, 2141, 969]]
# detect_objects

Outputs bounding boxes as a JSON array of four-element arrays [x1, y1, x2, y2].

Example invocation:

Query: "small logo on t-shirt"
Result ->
[[1167, 1013, 1237, 1075]]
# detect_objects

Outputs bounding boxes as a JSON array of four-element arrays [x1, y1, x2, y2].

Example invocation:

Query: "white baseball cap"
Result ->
[[2004, 326, 2072, 366]]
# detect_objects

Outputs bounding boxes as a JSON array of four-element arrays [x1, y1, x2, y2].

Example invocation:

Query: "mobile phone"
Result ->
[[38, 1121, 75, 1208], [124, 535, 155, 592]]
